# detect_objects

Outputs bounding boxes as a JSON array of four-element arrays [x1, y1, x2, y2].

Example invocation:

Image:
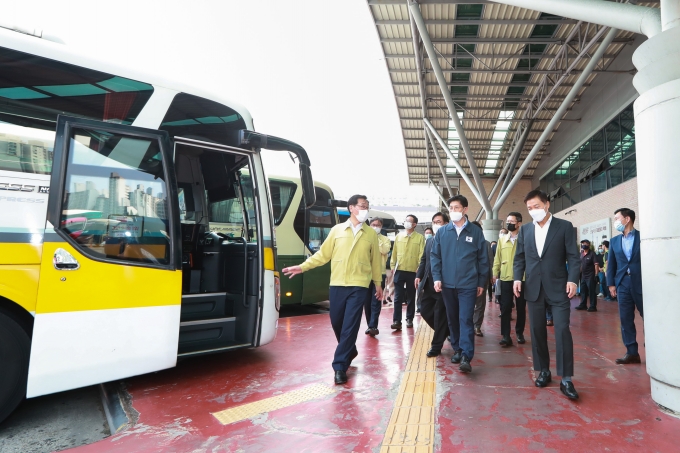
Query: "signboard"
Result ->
[[579, 218, 611, 249]]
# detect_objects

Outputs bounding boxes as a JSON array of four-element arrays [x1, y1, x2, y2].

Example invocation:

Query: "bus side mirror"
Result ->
[[299, 163, 316, 208]]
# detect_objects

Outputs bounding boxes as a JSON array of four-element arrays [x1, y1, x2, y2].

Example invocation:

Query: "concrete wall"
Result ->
[[458, 179, 534, 223], [553, 177, 639, 241]]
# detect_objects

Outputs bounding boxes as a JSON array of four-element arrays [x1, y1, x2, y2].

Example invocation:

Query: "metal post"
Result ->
[[429, 178, 449, 205], [497, 119, 534, 205], [493, 27, 619, 211], [426, 127, 453, 196], [408, 0, 492, 215], [424, 118, 484, 206]]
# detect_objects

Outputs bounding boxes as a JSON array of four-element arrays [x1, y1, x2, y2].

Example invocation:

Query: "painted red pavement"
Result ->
[[68, 299, 679, 453]]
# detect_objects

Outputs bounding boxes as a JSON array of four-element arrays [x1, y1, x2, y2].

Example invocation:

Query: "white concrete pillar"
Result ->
[[631, 23, 680, 413], [482, 219, 503, 243]]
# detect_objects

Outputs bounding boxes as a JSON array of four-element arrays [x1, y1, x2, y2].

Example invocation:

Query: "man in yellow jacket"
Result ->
[[390, 215, 425, 330], [364, 217, 393, 337], [283, 194, 383, 385], [492, 211, 527, 347]]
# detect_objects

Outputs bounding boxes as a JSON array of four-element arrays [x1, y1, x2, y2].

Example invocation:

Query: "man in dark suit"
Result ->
[[414, 211, 450, 357], [513, 190, 581, 400], [606, 208, 644, 365]]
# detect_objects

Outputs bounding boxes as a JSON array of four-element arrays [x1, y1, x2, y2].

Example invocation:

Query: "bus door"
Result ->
[[27, 116, 182, 398], [301, 204, 337, 304]]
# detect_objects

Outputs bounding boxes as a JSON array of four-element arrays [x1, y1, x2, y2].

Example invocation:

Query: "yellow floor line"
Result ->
[[380, 322, 437, 452], [211, 383, 336, 425]]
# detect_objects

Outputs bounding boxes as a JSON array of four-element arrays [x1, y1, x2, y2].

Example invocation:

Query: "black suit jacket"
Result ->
[[513, 216, 580, 302], [416, 237, 435, 295], [606, 230, 642, 291]]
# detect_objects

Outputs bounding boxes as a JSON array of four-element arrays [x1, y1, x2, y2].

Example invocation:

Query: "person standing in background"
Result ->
[[390, 215, 425, 330], [513, 190, 581, 400], [493, 212, 527, 347], [364, 217, 392, 337], [607, 208, 644, 365], [471, 220, 493, 338], [431, 195, 489, 374], [282, 195, 383, 385], [424, 227, 434, 240], [415, 211, 450, 357], [575, 239, 599, 312], [600, 240, 613, 301]]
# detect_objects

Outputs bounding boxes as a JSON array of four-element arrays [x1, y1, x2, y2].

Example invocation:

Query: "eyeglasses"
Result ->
[[354, 204, 369, 210]]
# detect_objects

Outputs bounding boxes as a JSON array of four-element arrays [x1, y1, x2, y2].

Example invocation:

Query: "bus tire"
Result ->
[[0, 310, 31, 424]]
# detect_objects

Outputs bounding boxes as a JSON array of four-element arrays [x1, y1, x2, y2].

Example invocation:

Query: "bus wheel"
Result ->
[[0, 310, 31, 424]]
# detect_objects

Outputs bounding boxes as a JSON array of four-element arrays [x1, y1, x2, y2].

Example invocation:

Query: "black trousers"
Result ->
[[579, 276, 598, 308], [500, 280, 526, 337], [527, 285, 574, 377], [393, 271, 416, 322], [418, 283, 449, 351]]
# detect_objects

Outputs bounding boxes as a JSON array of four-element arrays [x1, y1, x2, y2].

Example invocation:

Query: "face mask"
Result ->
[[432, 224, 442, 234], [372, 226, 382, 234], [355, 209, 369, 223], [425, 233, 433, 240], [581, 244, 589, 250], [506, 223, 517, 232], [597, 248, 603, 254], [449, 211, 464, 222], [404, 221, 413, 230], [528, 208, 547, 222], [614, 220, 625, 232]]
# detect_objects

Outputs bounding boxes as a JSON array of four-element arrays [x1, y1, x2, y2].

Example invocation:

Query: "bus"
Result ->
[[269, 176, 338, 305], [0, 26, 316, 422]]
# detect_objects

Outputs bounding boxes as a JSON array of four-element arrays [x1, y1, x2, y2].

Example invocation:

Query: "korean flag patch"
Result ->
[[465, 236, 473, 243]]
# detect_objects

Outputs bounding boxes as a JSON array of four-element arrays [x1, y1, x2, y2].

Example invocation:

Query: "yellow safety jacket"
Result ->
[[300, 221, 382, 288], [390, 230, 425, 273], [493, 233, 525, 281], [377, 234, 392, 275]]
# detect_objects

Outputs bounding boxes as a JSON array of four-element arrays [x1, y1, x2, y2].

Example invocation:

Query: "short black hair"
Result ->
[[615, 208, 636, 224], [471, 220, 482, 229], [347, 194, 368, 207], [602, 240, 610, 248], [523, 189, 549, 204], [581, 239, 591, 245], [424, 227, 433, 234], [508, 211, 523, 222], [406, 214, 419, 224], [447, 194, 469, 208], [432, 211, 450, 223], [369, 217, 383, 226]]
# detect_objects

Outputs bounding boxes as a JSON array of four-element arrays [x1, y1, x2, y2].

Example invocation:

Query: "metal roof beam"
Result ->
[[388, 68, 634, 74], [396, 94, 577, 100], [369, 0, 491, 4], [380, 37, 632, 44], [376, 19, 577, 25], [399, 116, 581, 122], [393, 82, 589, 87], [384, 53, 619, 59]]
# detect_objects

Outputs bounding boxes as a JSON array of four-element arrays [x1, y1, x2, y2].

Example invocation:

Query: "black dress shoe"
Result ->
[[406, 319, 414, 328], [575, 305, 587, 310], [391, 322, 402, 330], [459, 355, 472, 373], [546, 319, 554, 326], [535, 370, 552, 387], [560, 381, 579, 400], [615, 353, 641, 364], [517, 334, 526, 344], [587, 306, 597, 312], [334, 370, 347, 385], [474, 327, 483, 337], [451, 350, 463, 363], [369, 327, 379, 337], [499, 335, 513, 347], [365, 328, 371, 335], [426, 348, 441, 357]]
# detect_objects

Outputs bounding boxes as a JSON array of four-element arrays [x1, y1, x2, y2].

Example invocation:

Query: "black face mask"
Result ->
[[582, 244, 589, 250], [506, 223, 517, 232]]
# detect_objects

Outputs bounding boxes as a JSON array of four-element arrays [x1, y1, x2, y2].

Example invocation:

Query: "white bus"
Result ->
[[0, 26, 316, 422]]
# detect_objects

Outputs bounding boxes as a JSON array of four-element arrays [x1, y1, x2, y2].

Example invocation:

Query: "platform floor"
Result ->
[[70, 298, 678, 453]]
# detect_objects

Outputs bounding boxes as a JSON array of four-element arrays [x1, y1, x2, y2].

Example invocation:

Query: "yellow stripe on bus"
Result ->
[[0, 243, 42, 265], [0, 264, 40, 313], [264, 247, 275, 271]]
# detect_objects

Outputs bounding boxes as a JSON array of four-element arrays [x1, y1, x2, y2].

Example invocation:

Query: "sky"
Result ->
[[5, 0, 439, 208]]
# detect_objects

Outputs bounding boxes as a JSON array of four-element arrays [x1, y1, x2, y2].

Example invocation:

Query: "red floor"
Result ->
[[70, 298, 679, 453]]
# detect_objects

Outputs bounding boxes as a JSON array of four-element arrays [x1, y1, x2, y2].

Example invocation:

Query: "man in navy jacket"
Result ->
[[606, 208, 644, 365], [431, 195, 489, 374]]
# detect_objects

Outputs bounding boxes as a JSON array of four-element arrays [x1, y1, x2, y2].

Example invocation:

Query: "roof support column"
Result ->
[[493, 27, 619, 211], [408, 0, 492, 215], [424, 118, 484, 207], [425, 127, 453, 197], [429, 178, 449, 206]]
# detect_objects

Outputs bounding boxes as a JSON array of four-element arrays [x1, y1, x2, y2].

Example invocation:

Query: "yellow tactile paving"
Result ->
[[211, 383, 335, 425], [380, 322, 438, 452]]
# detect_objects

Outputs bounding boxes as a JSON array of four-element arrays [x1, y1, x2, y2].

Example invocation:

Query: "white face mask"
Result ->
[[449, 210, 464, 222], [528, 208, 547, 222], [425, 233, 433, 240], [403, 221, 414, 230], [432, 224, 442, 234], [355, 209, 369, 223], [372, 226, 382, 234]]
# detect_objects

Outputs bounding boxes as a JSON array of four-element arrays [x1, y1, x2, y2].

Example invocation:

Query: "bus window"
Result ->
[[59, 128, 170, 265], [308, 207, 334, 252], [269, 180, 296, 225], [208, 167, 258, 243]]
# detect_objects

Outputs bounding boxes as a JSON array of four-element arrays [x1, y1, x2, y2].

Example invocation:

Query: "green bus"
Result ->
[[270, 176, 339, 305]]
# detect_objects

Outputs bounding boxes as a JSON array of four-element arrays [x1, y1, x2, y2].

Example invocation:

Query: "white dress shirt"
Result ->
[[453, 219, 468, 236], [533, 213, 552, 257], [346, 219, 363, 236]]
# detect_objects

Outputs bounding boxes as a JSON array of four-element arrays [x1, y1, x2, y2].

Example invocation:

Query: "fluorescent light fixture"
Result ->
[[484, 111, 515, 174]]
